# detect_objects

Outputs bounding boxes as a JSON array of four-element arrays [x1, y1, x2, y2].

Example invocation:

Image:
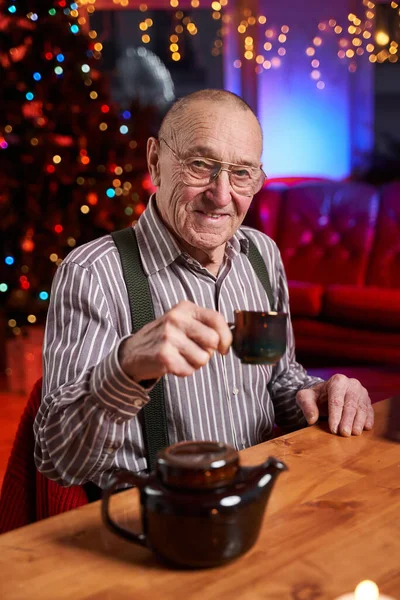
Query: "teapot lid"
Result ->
[[156, 441, 239, 490]]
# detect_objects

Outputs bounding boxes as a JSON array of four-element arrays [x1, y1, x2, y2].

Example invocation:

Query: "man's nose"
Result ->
[[204, 168, 232, 206]]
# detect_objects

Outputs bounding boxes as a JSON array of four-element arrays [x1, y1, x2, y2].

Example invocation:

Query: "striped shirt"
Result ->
[[34, 195, 322, 489]]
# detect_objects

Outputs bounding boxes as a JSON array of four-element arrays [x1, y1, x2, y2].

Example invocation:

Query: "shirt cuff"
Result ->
[[90, 336, 152, 420]]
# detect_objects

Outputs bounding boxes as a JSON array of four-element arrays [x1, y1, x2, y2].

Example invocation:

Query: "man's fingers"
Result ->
[[158, 345, 199, 378], [335, 386, 359, 437], [183, 318, 221, 354], [296, 385, 322, 425], [365, 404, 375, 430], [168, 302, 232, 355], [325, 375, 349, 435], [297, 374, 374, 437], [326, 376, 373, 437], [348, 403, 369, 436], [191, 304, 232, 354]]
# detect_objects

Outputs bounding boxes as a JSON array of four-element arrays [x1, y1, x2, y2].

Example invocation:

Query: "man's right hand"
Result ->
[[118, 300, 232, 383]]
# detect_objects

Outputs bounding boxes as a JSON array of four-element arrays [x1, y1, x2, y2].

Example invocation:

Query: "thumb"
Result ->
[[296, 384, 324, 425]]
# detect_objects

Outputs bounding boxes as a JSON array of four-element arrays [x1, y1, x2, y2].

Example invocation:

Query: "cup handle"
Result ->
[[101, 469, 148, 547]]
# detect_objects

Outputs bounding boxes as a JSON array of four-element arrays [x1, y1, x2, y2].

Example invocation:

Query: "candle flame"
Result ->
[[354, 580, 380, 600]]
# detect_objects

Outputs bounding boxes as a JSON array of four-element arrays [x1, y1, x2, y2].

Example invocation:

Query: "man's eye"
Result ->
[[233, 168, 251, 178], [191, 159, 212, 169]]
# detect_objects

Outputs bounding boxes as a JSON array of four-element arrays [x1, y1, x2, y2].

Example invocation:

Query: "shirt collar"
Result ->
[[135, 194, 249, 275]]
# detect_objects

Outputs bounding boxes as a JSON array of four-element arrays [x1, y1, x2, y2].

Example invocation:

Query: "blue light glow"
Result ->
[[120, 125, 129, 134], [106, 188, 116, 198], [5, 256, 14, 265], [70, 24, 79, 34], [26, 92, 34, 101], [56, 53, 65, 62], [33, 72, 41, 81], [71, 3, 78, 9], [8, 5, 17, 13], [39, 291, 49, 301], [257, 80, 350, 179], [224, 3, 373, 179], [122, 110, 131, 119]]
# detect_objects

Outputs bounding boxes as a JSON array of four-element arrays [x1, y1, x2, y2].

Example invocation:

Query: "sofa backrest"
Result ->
[[252, 181, 380, 286], [366, 181, 400, 288]]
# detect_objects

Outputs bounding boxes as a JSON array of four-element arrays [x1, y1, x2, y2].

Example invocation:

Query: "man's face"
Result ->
[[152, 100, 263, 258]]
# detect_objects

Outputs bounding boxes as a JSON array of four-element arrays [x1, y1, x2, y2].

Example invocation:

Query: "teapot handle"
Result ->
[[101, 469, 148, 547]]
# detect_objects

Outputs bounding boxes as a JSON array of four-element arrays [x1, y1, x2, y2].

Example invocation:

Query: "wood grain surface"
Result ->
[[0, 398, 399, 600]]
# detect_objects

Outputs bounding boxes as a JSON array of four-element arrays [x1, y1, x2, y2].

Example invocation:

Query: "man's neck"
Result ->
[[180, 240, 226, 277], [152, 198, 226, 276]]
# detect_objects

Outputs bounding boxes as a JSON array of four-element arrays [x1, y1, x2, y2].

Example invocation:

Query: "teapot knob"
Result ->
[[156, 441, 239, 490]]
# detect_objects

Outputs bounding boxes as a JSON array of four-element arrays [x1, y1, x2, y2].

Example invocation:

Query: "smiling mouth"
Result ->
[[196, 211, 230, 220]]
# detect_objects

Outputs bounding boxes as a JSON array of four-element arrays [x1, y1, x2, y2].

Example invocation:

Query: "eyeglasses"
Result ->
[[159, 137, 266, 197]]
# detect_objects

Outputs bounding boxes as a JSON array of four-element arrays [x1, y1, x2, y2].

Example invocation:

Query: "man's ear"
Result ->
[[147, 137, 161, 187]]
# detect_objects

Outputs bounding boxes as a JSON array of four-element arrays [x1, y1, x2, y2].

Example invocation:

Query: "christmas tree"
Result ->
[[0, 0, 158, 335]]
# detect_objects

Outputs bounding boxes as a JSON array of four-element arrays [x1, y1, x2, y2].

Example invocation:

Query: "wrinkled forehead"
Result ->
[[169, 100, 263, 166]]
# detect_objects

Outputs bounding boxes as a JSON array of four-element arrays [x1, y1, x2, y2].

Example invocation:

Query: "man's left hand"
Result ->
[[296, 374, 374, 436]]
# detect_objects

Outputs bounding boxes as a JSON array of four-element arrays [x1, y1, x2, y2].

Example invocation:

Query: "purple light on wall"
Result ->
[[224, 0, 374, 180]]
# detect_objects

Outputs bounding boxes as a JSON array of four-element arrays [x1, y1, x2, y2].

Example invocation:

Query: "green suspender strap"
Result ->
[[244, 234, 275, 312], [111, 227, 274, 470], [111, 227, 170, 472]]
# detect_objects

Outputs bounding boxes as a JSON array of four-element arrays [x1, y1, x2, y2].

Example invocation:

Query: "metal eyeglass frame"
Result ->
[[159, 137, 267, 196]]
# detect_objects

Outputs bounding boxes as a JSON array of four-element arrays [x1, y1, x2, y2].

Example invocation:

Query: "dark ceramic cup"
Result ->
[[230, 311, 287, 365]]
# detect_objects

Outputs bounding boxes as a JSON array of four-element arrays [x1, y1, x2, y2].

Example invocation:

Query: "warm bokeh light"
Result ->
[[375, 31, 390, 46]]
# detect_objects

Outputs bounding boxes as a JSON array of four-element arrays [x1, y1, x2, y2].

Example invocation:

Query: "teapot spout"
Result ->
[[256, 456, 288, 489], [237, 456, 288, 492]]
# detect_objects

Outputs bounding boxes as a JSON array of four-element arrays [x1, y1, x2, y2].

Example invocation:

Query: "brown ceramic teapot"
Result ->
[[101, 441, 287, 569]]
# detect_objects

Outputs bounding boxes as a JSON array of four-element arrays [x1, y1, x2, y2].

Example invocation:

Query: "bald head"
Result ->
[[159, 89, 263, 148]]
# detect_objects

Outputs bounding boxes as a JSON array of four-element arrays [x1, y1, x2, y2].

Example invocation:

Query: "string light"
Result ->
[[376, 31, 390, 45], [306, 2, 398, 85]]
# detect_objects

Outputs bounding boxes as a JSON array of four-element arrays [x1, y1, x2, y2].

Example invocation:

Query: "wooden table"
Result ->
[[1, 398, 399, 600]]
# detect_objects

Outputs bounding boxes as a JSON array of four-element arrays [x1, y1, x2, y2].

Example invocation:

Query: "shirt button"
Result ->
[[233, 387, 239, 395], [133, 399, 145, 408]]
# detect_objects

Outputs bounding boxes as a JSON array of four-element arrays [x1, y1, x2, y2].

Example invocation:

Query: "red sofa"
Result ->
[[245, 180, 400, 367]]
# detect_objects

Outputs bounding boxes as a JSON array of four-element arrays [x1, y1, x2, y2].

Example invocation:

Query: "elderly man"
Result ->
[[34, 89, 374, 490]]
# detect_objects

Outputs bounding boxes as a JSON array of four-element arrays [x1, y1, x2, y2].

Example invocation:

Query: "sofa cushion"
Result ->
[[323, 285, 400, 330], [244, 185, 282, 238], [366, 181, 400, 289], [277, 182, 379, 286], [288, 281, 323, 317], [293, 318, 400, 366]]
